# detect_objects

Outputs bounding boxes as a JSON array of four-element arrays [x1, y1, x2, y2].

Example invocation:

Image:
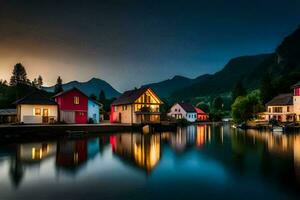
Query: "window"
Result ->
[[272, 107, 283, 113], [114, 106, 117, 112], [74, 96, 80, 104], [268, 108, 271, 113], [178, 109, 180, 112], [175, 109, 177, 112], [122, 105, 127, 111], [287, 106, 290, 112], [34, 108, 41, 116]]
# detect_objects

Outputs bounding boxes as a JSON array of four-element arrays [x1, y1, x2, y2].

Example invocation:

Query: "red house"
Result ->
[[54, 88, 88, 124], [195, 107, 208, 121]]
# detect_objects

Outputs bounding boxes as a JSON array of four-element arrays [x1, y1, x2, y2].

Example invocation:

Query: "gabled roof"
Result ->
[[88, 98, 103, 106], [53, 87, 88, 98], [292, 81, 300, 88], [14, 90, 57, 105], [195, 107, 207, 115], [266, 93, 293, 106], [177, 102, 196, 113], [111, 87, 162, 106]]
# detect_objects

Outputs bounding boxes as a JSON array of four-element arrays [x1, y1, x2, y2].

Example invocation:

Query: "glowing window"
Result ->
[[35, 108, 41, 116], [74, 96, 80, 104]]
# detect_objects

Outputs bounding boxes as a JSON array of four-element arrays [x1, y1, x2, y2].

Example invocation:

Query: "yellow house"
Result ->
[[110, 87, 163, 124], [263, 93, 294, 122], [15, 91, 58, 124]]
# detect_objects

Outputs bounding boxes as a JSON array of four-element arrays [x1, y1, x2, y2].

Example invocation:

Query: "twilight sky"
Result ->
[[0, 0, 300, 92]]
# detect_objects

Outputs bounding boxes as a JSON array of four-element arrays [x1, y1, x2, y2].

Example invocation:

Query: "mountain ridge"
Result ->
[[44, 78, 121, 98]]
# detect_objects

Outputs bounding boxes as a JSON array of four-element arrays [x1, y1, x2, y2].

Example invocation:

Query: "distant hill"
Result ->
[[168, 26, 300, 101], [44, 78, 120, 98], [142, 53, 269, 100], [141, 75, 194, 98]]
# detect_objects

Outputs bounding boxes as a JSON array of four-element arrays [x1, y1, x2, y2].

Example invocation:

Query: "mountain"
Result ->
[[169, 26, 300, 101], [141, 75, 193, 98], [44, 78, 121, 98]]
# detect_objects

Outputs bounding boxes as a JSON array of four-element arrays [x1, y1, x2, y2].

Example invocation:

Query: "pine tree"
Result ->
[[232, 80, 247, 101], [54, 76, 63, 94], [32, 78, 38, 87], [37, 75, 43, 89], [99, 90, 106, 103], [10, 63, 28, 86]]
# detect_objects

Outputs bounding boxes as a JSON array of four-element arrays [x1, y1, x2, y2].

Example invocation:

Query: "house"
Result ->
[[54, 88, 88, 124], [88, 98, 102, 123], [263, 93, 294, 122], [167, 102, 197, 122], [110, 87, 163, 124], [195, 107, 208, 121], [15, 91, 58, 124], [293, 81, 300, 121], [0, 109, 17, 124]]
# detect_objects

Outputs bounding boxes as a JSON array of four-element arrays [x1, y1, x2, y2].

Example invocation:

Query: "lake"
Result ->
[[0, 124, 300, 200]]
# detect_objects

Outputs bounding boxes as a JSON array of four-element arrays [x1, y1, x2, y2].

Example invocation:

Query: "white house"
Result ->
[[168, 103, 197, 122], [15, 91, 58, 124]]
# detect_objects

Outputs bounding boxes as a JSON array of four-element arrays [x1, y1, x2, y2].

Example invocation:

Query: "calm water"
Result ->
[[0, 124, 300, 200]]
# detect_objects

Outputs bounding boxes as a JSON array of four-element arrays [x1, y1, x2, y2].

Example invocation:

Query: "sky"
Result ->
[[0, 0, 300, 92]]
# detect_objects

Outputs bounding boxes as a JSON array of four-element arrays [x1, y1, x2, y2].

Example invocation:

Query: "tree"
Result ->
[[37, 75, 43, 89], [99, 90, 106, 103], [232, 90, 264, 123], [90, 93, 97, 100], [32, 78, 38, 87], [260, 74, 274, 104], [212, 96, 224, 112], [54, 76, 63, 94], [10, 63, 28, 86], [232, 80, 246, 101], [0, 79, 7, 86]]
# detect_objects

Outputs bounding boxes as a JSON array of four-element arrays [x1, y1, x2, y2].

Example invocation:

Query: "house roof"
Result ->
[[177, 102, 196, 113], [195, 107, 207, 115], [292, 81, 300, 88], [111, 87, 162, 106], [88, 98, 103, 107], [53, 87, 88, 98], [0, 109, 17, 116], [14, 90, 57, 105], [266, 93, 293, 106]]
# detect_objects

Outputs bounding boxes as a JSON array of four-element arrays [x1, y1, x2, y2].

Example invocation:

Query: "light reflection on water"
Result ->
[[0, 124, 300, 199]]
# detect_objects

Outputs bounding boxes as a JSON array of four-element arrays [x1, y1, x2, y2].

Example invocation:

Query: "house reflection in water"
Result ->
[[56, 140, 87, 170], [9, 142, 56, 187], [241, 129, 300, 181], [111, 133, 161, 173], [196, 125, 210, 148], [19, 143, 56, 163]]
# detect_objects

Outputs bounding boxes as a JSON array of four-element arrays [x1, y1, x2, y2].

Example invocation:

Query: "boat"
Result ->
[[271, 126, 284, 132]]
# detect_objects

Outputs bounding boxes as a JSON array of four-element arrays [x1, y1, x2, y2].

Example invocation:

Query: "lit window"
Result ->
[[35, 108, 41, 116], [74, 96, 80, 104]]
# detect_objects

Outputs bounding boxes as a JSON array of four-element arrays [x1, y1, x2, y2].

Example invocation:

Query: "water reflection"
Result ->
[[1, 125, 300, 199], [111, 133, 161, 173]]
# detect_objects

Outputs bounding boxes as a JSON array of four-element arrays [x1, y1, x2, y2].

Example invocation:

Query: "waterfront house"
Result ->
[[195, 107, 208, 121], [15, 91, 58, 124], [167, 102, 197, 122], [293, 81, 300, 121], [88, 98, 102, 123], [110, 87, 163, 124], [54, 88, 88, 124], [263, 93, 294, 122]]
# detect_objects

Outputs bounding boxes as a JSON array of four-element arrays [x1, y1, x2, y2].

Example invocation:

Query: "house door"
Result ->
[[119, 113, 122, 123], [43, 109, 49, 123]]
